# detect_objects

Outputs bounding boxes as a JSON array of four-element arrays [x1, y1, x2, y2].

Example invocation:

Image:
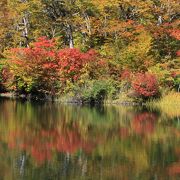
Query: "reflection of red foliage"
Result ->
[[56, 130, 83, 153], [7, 127, 96, 165], [119, 127, 129, 138], [31, 146, 52, 164], [132, 112, 157, 135], [175, 148, 180, 159], [176, 50, 180, 57], [168, 147, 180, 176], [168, 163, 180, 175], [173, 129, 180, 138]]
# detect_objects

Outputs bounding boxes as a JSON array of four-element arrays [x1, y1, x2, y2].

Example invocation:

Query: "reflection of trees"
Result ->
[[7, 124, 96, 165], [168, 147, 180, 177], [0, 99, 179, 179], [168, 163, 180, 175], [131, 112, 158, 135]]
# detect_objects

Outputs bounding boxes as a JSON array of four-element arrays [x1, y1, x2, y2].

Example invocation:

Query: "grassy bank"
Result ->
[[147, 92, 180, 118]]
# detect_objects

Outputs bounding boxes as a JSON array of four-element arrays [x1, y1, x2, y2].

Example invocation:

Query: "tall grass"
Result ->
[[147, 92, 180, 118]]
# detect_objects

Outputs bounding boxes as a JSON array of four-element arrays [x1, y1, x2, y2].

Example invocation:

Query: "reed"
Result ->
[[147, 92, 180, 118]]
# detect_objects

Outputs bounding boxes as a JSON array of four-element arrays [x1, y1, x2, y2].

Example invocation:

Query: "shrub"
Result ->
[[57, 48, 102, 83], [6, 37, 60, 96], [132, 73, 159, 99], [6, 37, 103, 98], [172, 71, 180, 92], [84, 81, 107, 103], [149, 63, 180, 91], [149, 65, 174, 88], [66, 79, 118, 104], [0, 60, 11, 92], [82, 80, 110, 103], [120, 69, 132, 82]]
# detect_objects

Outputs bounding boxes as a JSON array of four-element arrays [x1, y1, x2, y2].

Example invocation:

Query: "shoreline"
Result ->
[[1, 92, 179, 107], [0, 92, 141, 106]]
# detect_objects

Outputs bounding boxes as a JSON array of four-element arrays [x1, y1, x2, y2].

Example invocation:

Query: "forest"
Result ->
[[0, 0, 179, 103]]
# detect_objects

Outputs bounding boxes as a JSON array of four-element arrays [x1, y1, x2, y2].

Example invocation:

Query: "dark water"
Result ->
[[0, 98, 179, 180]]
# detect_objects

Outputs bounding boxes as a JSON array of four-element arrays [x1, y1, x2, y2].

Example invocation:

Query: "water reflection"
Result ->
[[0, 98, 179, 179]]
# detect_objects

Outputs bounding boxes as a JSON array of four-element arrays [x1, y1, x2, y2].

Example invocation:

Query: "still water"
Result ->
[[0, 98, 179, 180]]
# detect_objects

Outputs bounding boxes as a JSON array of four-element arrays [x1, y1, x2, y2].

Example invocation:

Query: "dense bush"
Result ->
[[173, 72, 180, 92], [149, 65, 174, 88], [0, 60, 9, 92], [132, 73, 159, 99], [63, 79, 118, 104], [149, 62, 180, 92], [81, 80, 118, 103], [57, 48, 105, 83], [2, 34, 178, 102], [1, 0, 180, 104], [6, 37, 60, 96], [6, 37, 105, 98]]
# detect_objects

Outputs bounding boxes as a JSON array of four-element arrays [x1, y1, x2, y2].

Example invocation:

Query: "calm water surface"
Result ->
[[0, 98, 179, 180]]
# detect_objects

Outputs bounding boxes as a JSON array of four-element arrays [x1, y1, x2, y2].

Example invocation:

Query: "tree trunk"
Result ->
[[67, 24, 74, 48], [22, 15, 29, 47]]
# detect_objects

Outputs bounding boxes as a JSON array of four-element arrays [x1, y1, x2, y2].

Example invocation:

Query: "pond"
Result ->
[[0, 98, 179, 180]]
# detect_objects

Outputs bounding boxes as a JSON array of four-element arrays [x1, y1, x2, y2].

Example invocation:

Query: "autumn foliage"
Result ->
[[57, 48, 100, 82], [2, 33, 178, 102], [132, 73, 159, 98], [169, 29, 180, 40], [132, 112, 157, 135], [6, 37, 101, 96], [0, 0, 179, 101], [7, 37, 59, 95], [8, 126, 96, 165]]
